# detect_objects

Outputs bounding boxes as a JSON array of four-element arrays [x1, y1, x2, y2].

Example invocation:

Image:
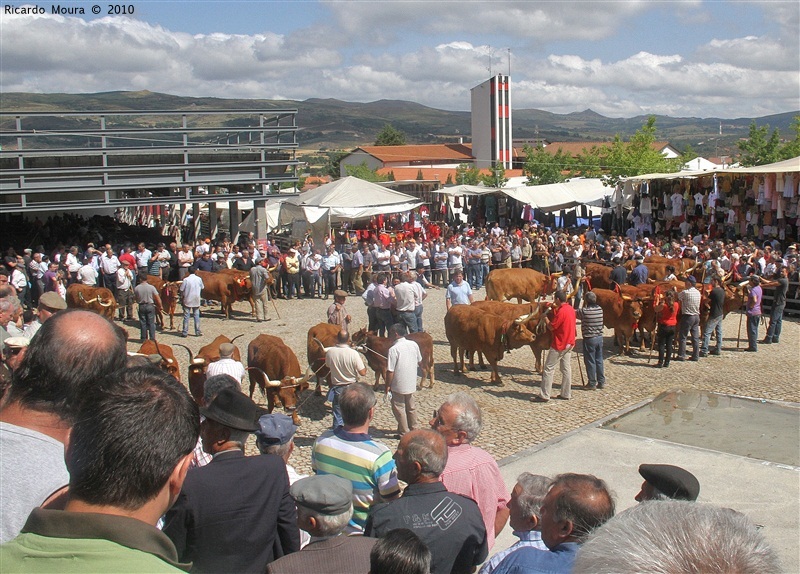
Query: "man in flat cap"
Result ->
[[635, 464, 700, 502], [267, 475, 376, 574], [205, 342, 246, 384], [163, 388, 300, 573], [327, 289, 351, 332], [22, 292, 67, 340]]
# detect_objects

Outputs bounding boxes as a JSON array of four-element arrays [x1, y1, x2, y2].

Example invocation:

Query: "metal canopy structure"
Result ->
[[0, 108, 300, 213]]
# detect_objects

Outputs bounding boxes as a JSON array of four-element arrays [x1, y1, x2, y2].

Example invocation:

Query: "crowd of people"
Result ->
[[0, 316, 782, 572], [0, 212, 795, 573]]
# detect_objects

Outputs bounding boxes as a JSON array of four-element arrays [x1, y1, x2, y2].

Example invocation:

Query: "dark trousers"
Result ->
[[367, 306, 378, 332], [657, 324, 676, 365], [765, 305, 784, 343], [376, 308, 394, 337], [582, 335, 605, 387], [138, 303, 157, 340]]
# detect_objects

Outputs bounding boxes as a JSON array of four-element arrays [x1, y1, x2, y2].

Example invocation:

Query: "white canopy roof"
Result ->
[[622, 156, 800, 182], [287, 176, 422, 221], [503, 178, 610, 212], [432, 184, 502, 196]]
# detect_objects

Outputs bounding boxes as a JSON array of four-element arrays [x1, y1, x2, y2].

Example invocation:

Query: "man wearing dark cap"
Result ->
[[23, 292, 67, 340], [326, 289, 351, 332], [267, 475, 376, 574], [163, 388, 300, 573], [676, 275, 701, 361], [635, 464, 700, 502]]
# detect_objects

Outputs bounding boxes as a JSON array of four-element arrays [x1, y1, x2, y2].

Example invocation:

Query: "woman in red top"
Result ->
[[654, 289, 680, 368]]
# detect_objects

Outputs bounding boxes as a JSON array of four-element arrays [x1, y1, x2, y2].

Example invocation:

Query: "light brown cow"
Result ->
[[588, 287, 644, 355], [195, 270, 248, 319], [485, 268, 554, 303], [444, 305, 537, 385], [472, 300, 552, 373], [176, 334, 244, 404], [306, 323, 340, 396], [65, 284, 117, 320], [351, 328, 435, 389], [247, 334, 311, 425], [137, 340, 180, 380], [147, 275, 180, 330]]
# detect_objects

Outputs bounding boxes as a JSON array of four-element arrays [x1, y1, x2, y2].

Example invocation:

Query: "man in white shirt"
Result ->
[[77, 257, 98, 286], [99, 245, 120, 293], [386, 324, 422, 436], [206, 343, 246, 383], [324, 330, 366, 429], [180, 267, 204, 337], [393, 273, 418, 334], [133, 242, 152, 276]]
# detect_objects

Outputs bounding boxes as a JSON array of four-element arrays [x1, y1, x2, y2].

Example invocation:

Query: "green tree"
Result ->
[[480, 164, 507, 188], [416, 169, 424, 180], [445, 173, 454, 185], [455, 163, 481, 185], [574, 146, 604, 179], [599, 116, 681, 187], [778, 116, 800, 160], [374, 124, 406, 146], [523, 144, 574, 185], [343, 161, 389, 182], [322, 150, 348, 178], [738, 121, 783, 166]]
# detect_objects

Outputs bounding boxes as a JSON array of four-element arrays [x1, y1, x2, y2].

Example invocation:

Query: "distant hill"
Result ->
[[1, 90, 796, 157]]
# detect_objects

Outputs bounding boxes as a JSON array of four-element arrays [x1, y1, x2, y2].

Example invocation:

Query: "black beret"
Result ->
[[639, 464, 700, 501]]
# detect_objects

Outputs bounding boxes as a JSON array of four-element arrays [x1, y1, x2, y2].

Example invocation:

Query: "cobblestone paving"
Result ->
[[121, 288, 800, 475]]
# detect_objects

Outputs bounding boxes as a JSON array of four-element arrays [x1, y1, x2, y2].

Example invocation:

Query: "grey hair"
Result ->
[[404, 429, 448, 478], [258, 440, 292, 459], [515, 473, 552, 521], [227, 428, 251, 448], [296, 504, 353, 537], [584, 291, 597, 305], [573, 501, 782, 574], [0, 296, 20, 314], [443, 392, 482, 442]]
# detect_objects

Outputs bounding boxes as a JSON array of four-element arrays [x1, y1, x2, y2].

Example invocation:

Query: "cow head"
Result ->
[[152, 341, 180, 379], [620, 294, 644, 320], [351, 327, 368, 347], [250, 366, 312, 426], [503, 316, 536, 350], [176, 344, 208, 403]]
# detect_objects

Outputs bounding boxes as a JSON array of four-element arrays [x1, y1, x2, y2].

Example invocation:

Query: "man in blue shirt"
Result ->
[[491, 473, 614, 574], [628, 254, 649, 286], [445, 268, 474, 310]]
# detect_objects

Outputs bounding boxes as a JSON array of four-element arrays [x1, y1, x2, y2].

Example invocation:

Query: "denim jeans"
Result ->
[[183, 306, 201, 336], [138, 303, 156, 341], [678, 314, 700, 359], [396, 310, 417, 334], [701, 314, 723, 354], [765, 304, 784, 342], [328, 384, 349, 429], [657, 324, 676, 366], [746, 314, 760, 350], [467, 263, 481, 288], [582, 336, 605, 388], [414, 305, 424, 332]]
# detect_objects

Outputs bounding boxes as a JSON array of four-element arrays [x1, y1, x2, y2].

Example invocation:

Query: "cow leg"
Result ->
[[488, 357, 501, 385], [266, 391, 276, 414], [249, 296, 256, 317], [451, 344, 460, 375], [428, 361, 435, 388], [169, 310, 174, 331], [478, 352, 486, 370]]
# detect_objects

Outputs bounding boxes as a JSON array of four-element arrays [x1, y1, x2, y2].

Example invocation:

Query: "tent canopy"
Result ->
[[432, 184, 501, 196], [622, 156, 800, 182], [288, 176, 422, 220], [502, 178, 609, 212]]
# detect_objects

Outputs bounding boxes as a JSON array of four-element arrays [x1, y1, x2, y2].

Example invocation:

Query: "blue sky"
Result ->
[[1, 1, 798, 118]]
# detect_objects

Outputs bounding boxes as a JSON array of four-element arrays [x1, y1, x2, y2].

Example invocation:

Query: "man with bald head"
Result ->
[[366, 429, 487, 574], [492, 473, 615, 574], [0, 309, 128, 543]]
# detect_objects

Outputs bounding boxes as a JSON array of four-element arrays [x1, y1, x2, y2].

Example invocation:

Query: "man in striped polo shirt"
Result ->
[[576, 291, 606, 389], [311, 383, 400, 534], [676, 276, 701, 361]]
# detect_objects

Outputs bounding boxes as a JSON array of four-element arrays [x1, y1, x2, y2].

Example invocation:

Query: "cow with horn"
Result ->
[[176, 334, 244, 403], [66, 283, 117, 320], [247, 334, 311, 426]]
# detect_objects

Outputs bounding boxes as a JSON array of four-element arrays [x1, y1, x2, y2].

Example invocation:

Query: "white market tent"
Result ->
[[432, 184, 502, 196], [503, 178, 610, 212], [621, 156, 800, 182]]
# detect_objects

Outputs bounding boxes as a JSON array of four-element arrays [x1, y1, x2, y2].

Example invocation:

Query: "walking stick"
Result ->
[[575, 341, 586, 387], [270, 296, 281, 320], [736, 304, 745, 349], [648, 324, 658, 363]]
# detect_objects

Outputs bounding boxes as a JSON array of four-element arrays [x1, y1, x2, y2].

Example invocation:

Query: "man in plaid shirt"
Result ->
[[677, 276, 701, 361]]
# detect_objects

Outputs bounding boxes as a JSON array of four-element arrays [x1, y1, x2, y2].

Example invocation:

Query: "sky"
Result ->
[[1, 1, 798, 119]]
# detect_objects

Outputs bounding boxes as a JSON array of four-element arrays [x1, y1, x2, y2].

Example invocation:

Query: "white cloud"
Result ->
[[0, 7, 796, 119]]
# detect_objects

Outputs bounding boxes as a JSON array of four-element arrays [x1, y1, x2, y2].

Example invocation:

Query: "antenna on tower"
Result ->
[[507, 48, 511, 77]]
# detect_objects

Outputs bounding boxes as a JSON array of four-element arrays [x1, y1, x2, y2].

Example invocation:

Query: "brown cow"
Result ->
[[588, 287, 644, 355], [65, 284, 117, 320], [444, 305, 536, 385], [584, 262, 614, 290], [196, 270, 248, 319], [699, 283, 745, 333], [351, 329, 435, 389], [485, 268, 554, 303], [137, 340, 180, 380], [619, 281, 683, 350], [176, 334, 244, 404], [306, 323, 340, 396], [218, 268, 259, 316], [472, 300, 552, 373], [247, 334, 311, 425], [147, 275, 180, 330]]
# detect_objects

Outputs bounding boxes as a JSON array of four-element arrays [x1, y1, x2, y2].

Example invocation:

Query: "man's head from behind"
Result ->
[[369, 528, 431, 574], [539, 473, 615, 550], [508, 473, 552, 533], [572, 501, 781, 574], [8, 309, 127, 423], [339, 382, 376, 427], [66, 366, 199, 514], [394, 429, 448, 484], [291, 474, 353, 537]]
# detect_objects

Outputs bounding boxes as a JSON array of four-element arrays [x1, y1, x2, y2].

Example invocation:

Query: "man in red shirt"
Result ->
[[533, 291, 577, 402]]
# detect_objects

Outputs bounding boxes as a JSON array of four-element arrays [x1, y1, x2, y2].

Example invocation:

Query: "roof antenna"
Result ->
[[507, 48, 511, 77]]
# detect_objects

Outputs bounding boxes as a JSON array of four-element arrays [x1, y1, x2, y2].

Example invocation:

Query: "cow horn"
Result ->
[[78, 291, 87, 303], [175, 344, 194, 363], [621, 294, 633, 301], [229, 334, 245, 345], [97, 296, 113, 307], [153, 341, 168, 364], [299, 365, 313, 384], [514, 312, 534, 324], [267, 379, 283, 387]]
